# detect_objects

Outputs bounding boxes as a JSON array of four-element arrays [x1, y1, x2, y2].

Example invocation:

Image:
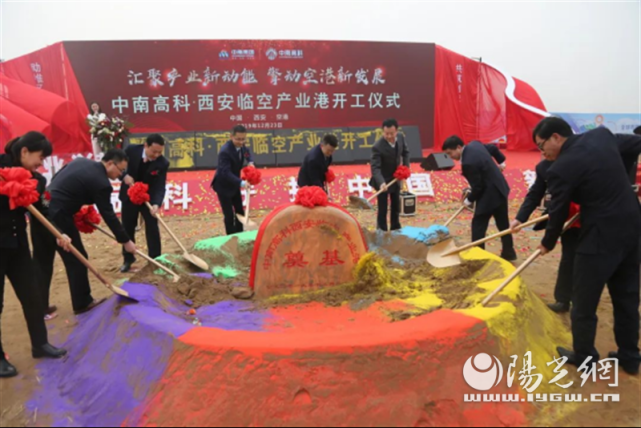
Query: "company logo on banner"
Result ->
[[266, 48, 278, 61], [219, 50, 230, 60]]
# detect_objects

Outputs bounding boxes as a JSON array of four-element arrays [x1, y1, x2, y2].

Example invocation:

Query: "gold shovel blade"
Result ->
[[427, 238, 462, 268]]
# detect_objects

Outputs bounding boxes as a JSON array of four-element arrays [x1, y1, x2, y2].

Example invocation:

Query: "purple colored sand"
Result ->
[[26, 281, 272, 427]]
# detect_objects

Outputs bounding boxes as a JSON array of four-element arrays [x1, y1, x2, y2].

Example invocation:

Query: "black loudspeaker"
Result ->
[[421, 153, 455, 171], [400, 192, 417, 217]]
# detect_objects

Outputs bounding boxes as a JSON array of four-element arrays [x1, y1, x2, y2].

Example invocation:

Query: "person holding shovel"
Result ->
[[47, 149, 137, 315], [442, 136, 517, 261], [534, 116, 641, 375], [211, 125, 255, 236], [511, 159, 581, 314], [0, 132, 69, 378], [370, 118, 410, 232], [119, 134, 169, 273], [298, 134, 337, 194]]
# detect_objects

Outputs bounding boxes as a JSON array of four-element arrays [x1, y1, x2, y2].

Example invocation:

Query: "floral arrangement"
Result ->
[[87, 113, 133, 151]]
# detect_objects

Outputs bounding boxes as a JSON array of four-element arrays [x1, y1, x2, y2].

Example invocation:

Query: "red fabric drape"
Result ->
[[1, 42, 90, 154], [434, 45, 547, 151]]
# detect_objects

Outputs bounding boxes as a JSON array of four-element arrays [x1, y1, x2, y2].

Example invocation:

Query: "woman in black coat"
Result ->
[[0, 132, 68, 378]]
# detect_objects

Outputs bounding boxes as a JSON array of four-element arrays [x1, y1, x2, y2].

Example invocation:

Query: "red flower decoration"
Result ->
[[393, 165, 412, 181], [241, 166, 262, 186], [325, 169, 336, 184], [128, 182, 150, 205], [44, 191, 51, 201], [295, 186, 329, 209], [0, 167, 39, 210], [151, 170, 159, 176], [74, 205, 102, 234]]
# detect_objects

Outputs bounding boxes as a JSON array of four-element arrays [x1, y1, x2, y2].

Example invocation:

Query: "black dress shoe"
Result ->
[[557, 347, 580, 367], [608, 352, 640, 376], [0, 359, 18, 378], [32, 344, 68, 360], [557, 347, 598, 368], [74, 298, 107, 316], [501, 252, 518, 262], [548, 302, 571, 313], [120, 262, 133, 273]]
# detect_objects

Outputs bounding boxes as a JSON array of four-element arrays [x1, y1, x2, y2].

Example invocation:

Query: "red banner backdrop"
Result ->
[[2, 41, 547, 155]]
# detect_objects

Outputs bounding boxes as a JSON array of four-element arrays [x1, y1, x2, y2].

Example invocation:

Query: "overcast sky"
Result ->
[[1, 0, 639, 114]]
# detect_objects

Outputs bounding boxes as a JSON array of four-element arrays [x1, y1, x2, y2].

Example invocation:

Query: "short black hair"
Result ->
[[634, 126, 641, 136], [5, 131, 53, 160], [102, 149, 129, 164], [532, 117, 573, 143], [442, 135, 465, 151], [232, 125, 247, 135], [382, 118, 399, 129], [322, 134, 339, 148], [146, 134, 165, 146]]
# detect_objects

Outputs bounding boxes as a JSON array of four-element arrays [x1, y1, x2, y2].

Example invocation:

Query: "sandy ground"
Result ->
[[1, 201, 640, 427]]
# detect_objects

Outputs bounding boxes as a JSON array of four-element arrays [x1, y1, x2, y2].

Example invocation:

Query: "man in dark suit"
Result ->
[[298, 134, 338, 193], [119, 134, 170, 273], [370, 118, 410, 232], [534, 117, 641, 375], [48, 149, 137, 315], [211, 125, 255, 236], [511, 159, 581, 313], [442, 136, 516, 261]]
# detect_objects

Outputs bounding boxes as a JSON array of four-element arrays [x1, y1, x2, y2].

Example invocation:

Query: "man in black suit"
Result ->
[[534, 117, 641, 375], [119, 134, 170, 273], [298, 134, 338, 193], [370, 118, 410, 232], [48, 149, 137, 315], [442, 136, 516, 261], [211, 125, 255, 236], [511, 159, 581, 313]]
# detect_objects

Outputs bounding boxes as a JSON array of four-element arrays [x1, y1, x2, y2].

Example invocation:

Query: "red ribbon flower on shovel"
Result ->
[[241, 166, 262, 186], [0, 167, 39, 210], [128, 182, 150, 205], [393, 166, 412, 181], [74, 205, 102, 234], [325, 169, 336, 184]]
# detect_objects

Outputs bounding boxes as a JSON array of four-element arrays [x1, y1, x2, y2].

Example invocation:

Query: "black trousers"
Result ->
[[217, 191, 245, 236], [554, 227, 580, 305], [121, 200, 161, 264], [377, 191, 401, 232], [0, 246, 49, 357], [572, 241, 640, 365], [50, 211, 94, 312], [471, 200, 515, 257], [30, 216, 57, 310]]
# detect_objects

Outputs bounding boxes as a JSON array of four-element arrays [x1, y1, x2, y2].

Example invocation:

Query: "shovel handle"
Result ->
[[444, 205, 467, 227], [481, 250, 542, 306], [443, 214, 550, 257], [244, 187, 251, 225], [27, 206, 114, 288], [146, 202, 188, 254], [481, 213, 580, 307], [367, 179, 399, 202], [90, 222, 179, 279]]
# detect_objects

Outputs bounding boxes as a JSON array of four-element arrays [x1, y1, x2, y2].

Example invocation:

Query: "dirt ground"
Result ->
[[1, 201, 640, 427]]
